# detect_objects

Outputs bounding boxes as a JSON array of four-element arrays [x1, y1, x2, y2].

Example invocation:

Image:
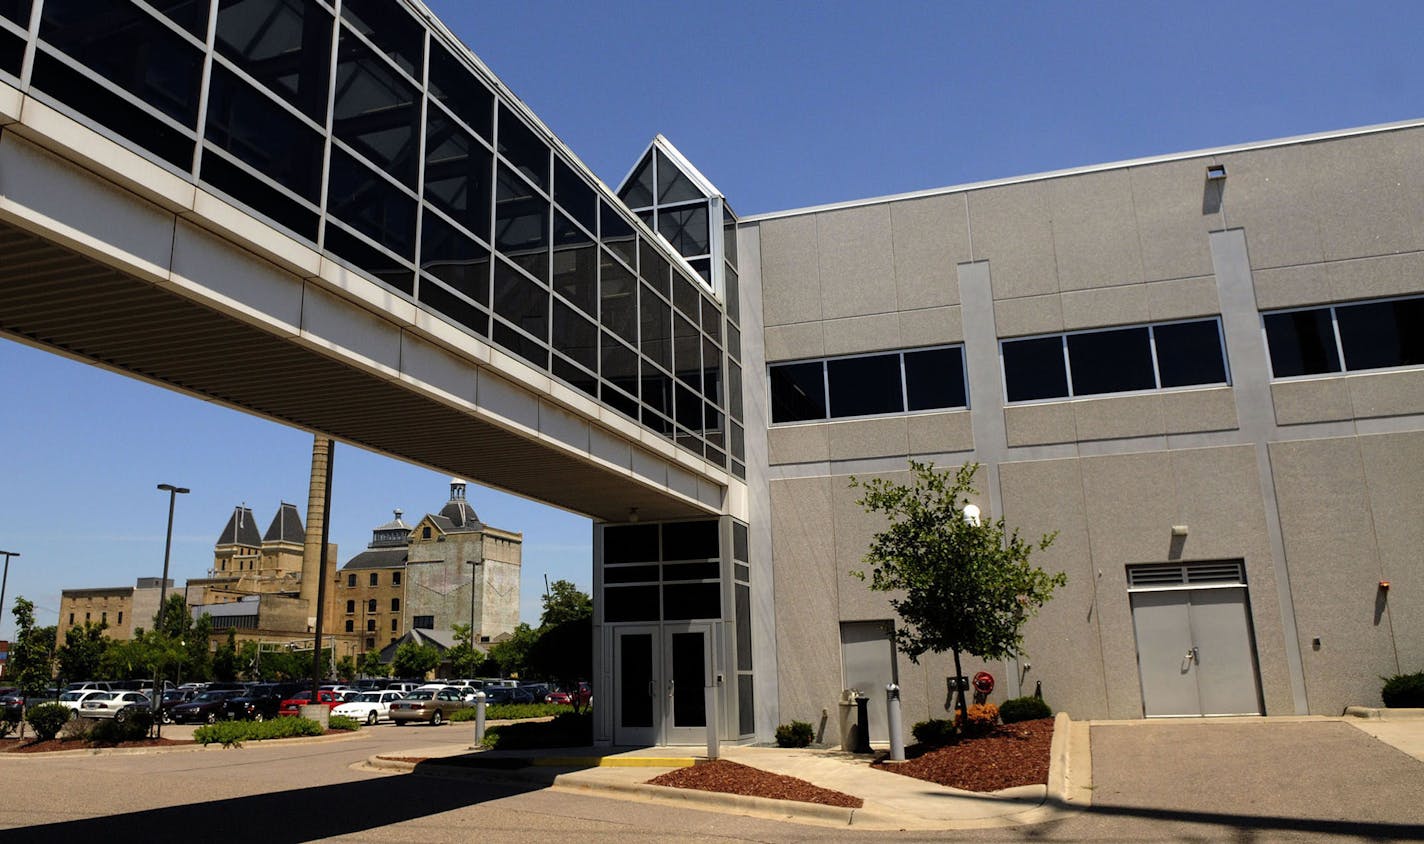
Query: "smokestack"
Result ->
[[301, 435, 332, 627]]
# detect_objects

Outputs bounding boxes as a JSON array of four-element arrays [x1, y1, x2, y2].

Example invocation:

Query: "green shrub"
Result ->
[[1381, 672, 1424, 708], [0, 718, 16, 740], [92, 708, 154, 744], [26, 703, 70, 741], [912, 718, 957, 746], [999, 696, 1054, 723], [450, 702, 571, 721], [327, 715, 360, 731], [774, 720, 814, 748], [194, 716, 325, 748], [479, 710, 592, 750]]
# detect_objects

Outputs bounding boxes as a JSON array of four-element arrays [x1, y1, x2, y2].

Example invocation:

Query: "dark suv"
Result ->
[[225, 683, 302, 721]]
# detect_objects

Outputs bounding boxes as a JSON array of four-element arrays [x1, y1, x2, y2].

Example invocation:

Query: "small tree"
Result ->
[[539, 580, 592, 628], [213, 628, 238, 681], [851, 461, 1065, 723], [10, 598, 54, 697], [486, 623, 538, 678], [390, 642, 440, 679], [358, 648, 388, 679], [57, 621, 108, 684], [445, 624, 484, 678], [335, 655, 358, 682]]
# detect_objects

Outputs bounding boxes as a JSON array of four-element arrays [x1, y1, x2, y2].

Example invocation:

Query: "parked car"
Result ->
[[277, 689, 342, 717], [332, 690, 405, 725], [479, 686, 535, 705], [546, 682, 592, 707], [384, 682, 420, 695], [519, 683, 552, 700], [170, 689, 244, 724], [223, 683, 298, 722], [390, 688, 467, 726], [57, 689, 112, 718], [157, 689, 196, 724], [79, 691, 151, 719]]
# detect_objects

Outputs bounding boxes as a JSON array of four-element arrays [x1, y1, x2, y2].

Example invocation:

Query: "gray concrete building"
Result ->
[[0, 1, 1419, 746]]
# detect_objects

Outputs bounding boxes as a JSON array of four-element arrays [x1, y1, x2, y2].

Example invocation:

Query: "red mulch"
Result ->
[[648, 759, 864, 808], [0, 736, 194, 753], [872, 717, 1054, 792]]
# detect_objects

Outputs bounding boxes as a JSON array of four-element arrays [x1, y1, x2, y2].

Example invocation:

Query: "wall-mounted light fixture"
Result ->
[[962, 504, 981, 526], [1379, 580, 1391, 590], [1206, 164, 1227, 181], [1171, 525, 1189, 537]]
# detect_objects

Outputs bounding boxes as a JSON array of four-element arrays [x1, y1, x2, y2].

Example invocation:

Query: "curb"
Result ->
[[552, 776, 859, 826], [1344, 706, 1424, 720], [0, 728, 369, 759]]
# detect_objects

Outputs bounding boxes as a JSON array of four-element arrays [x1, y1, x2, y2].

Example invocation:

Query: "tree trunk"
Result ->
[[952, 649, 969, 725]]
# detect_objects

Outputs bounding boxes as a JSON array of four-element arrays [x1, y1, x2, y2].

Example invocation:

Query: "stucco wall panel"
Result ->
[[1162, 387, 1239, 435], [1358, 431, 1424, 672], [816, 204, 895, 320], [1326, 251, 1424, 303], [1005, 402, 1077, 447], [907, 411, 974, 456], [771, 478, 843, 725], [1128, 158, 1218, 282], [1269, 437, 1392, 712], [1073, 394, 1166, 442], [968, 181, 1058, 299], [1048, 169, 1145, 292], [1311, 131, 1424, 262], [1221, 142, 1329, 270], [1252, 264, 1332, 311], [1061, 285, 1149, 331], [994, 293, 1063, 338], [767, 424, 829, 465], [1145, 276, 1221, 322], [763, 322, 824, 362], [898, 305, 963, 347], [890, 193, 967, 309], [1348, 369, 1424, 419], [827, 417, 909, 461], [821, 312, 901, 357], [758, 215, 821, 326], [1271, 378, 1355, 426]]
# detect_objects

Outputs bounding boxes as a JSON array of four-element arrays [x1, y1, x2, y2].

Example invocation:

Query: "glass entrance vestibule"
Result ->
[[594, 517, 753, 746]]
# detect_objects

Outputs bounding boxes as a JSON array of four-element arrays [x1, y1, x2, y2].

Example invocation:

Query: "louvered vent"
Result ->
[[1128, 561, 1245, 588]]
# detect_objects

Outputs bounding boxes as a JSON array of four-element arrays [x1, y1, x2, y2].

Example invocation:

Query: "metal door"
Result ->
[[613, 626, 658, 745], [840, 620, 898, 742], [663, 623, 712, 745], [1131, 587, 1263, 717]]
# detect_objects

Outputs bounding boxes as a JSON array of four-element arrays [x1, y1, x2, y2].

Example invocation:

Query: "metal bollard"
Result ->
[[473, 691, 487, 746], [853, 693, 872, 754], [705, 684, 720, 760], [886, 683, 904, 762]]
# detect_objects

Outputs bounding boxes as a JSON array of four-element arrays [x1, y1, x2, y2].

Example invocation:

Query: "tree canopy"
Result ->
[[390, 641, 440, 679], [851, 461, 1065, 719], [539, 579, 592, 628], [8, 597, 54, 695]]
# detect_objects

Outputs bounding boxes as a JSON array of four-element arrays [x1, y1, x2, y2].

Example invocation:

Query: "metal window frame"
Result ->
[[767, 343, 971, 427], [1261, 293, 1424, 381]]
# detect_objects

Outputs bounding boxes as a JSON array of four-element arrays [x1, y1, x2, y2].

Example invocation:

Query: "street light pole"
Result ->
[[153, 483, 189, 738], [0, 551, 18, 641]]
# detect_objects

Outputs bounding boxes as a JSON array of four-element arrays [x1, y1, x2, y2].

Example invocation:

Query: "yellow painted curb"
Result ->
[[531, 756, 697, 768]]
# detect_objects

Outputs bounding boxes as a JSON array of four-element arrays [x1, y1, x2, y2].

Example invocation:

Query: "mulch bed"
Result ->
[[648, 759, 864, 809], [872, 717, 1054, 792], [0, 736, 194, 753]]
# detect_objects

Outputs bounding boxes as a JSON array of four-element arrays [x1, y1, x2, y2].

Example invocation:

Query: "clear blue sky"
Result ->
[[3, 1, 1422, 639]]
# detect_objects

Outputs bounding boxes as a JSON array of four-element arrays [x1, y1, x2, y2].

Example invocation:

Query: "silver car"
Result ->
[[79, 691, 151, 719]]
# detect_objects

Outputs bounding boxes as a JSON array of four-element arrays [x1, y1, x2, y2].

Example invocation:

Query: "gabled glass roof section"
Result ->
[[616, 135, 727, 291]]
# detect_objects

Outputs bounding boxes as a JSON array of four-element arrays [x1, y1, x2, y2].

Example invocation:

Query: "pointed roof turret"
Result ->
[[217, 505, 262, 547], [438, 478, 481, 531], [262, 502, 304, 544], [370, 509, 412, 548]]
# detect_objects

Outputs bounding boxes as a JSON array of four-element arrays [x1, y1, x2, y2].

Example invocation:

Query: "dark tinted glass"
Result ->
[[418, 275, 488, 336], [604, 585, 658, 622], [552, 300, 597, 371], [659, 205, 710, 259], [738, 674, 754, 735], [324, 223, 412, 293], [215, 0, 332, 121], [673, 313, 700, 389], [656, 148, 703, 204], [602, 333, 639, 398], [420, 210, 489, 303], [728, 361, 743, 419], [603, 564, 658, 584], [201, 151, 318, 240], [1264, 309, 1341, 377], [339, 0, 422, 78], [495, 164, 549, 281], [599, 249, 637, 344], [639, 238, 670, 297], [723, 207, 738, 270], [672, 271, 700, 320], [601, 202, 637, 267], [1067, 327, 1155, 395], [770, 361, 826, 422], [1337, 299, 1424, 371], [0, 0, 31, 26], [702, 336, 722, 405], [205, 65, 324, 202], [701, 296, 722, 343], [663, 584, 719, 621], [727, 323, 741, 363], [662, 520, 718, 560], [492, 318, 546, 369], [725, 265, 741, 325], [553, 157, 597, 234], [552, 212, 596, 316], [327, 147, 416, 259], [147, 1, 208, 35], [497, 102, 548, 191], [904, 347, 966, 410], [1002, 336, 1068, 402], [663, 561, 719, 581], [492, 259, 547, 342], [427, 42, 491, 139], [334, 35, 420, 186], [424, 111, 492, 242], [735, 583, 751, 670], [674, 383, 702, 432], [1153, 320, 1227, 387], [827, 354, 903, 417], [31, 51, 193, 168], [551, 354, 597, 399], [618, 150, 653, 208], [41, 0, 204, 127], [602, 382, 639, 419], [605, 528, 658, 574], [640, 284, 672, 370], [730, 421, 745, 462], [732, 522, 748, 562], [642, 360, 672, 418], [0, 27, 21, 78], [642, 405, 674, 437]]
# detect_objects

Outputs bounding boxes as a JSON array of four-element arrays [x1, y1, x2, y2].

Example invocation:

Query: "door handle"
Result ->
[[647, 680, 655, 698]]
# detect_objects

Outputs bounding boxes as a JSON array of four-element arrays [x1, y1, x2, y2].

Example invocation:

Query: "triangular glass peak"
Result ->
[[615, 136, 729, 291]]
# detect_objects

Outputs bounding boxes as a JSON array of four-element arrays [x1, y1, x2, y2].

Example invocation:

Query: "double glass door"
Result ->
[[614, 623, 712, 745]]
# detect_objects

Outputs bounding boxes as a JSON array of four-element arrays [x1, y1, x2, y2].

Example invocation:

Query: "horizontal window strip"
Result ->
[[1264, 294, 1424, 379], [769, 345, 967, 424]]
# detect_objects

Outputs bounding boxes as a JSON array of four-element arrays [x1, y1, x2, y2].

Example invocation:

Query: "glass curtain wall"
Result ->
[[9, 0, 734, 471]]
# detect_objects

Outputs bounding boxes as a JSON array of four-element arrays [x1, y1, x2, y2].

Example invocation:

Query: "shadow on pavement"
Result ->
[[1, 770, 544, 843], [1021, 798, 1424, 841]]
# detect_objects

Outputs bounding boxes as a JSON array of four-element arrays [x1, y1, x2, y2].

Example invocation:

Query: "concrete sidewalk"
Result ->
[[365, 712, 1091, 830]]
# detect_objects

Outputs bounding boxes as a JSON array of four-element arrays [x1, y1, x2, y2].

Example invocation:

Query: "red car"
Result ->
[[277, 689, 342, 717], [546, 682, 592, 708]]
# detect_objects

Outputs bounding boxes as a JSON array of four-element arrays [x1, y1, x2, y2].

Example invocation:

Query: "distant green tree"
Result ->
[[444, 622, 483, 678], [212, 628, 238, 681], [99, 634, 154, 680], [487, 623, 539, 678], [391, 642, 440, 679], [358, 648, 388, 678], [9, 598, 54, 697], [335, 655, 357, 682], [56, 621, 108, 683], [186, 613, 214, 681], [525, 617, 592, 712], [851, 461, 1065, 722], [154, 593, 192, 640], [237, 640, 260, 680], [539, 580, 592, 628]]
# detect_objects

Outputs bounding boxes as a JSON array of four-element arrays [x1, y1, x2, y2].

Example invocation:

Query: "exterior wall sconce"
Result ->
[[1206, 164, 1227, 181], [962, 504, 981, 526], [1379, 580, 1391, 590], [1171, 525, 1189, 537]]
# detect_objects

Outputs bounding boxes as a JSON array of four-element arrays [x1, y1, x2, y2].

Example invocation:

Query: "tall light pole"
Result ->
[[153, 484, 188, 737], [0, 550, 18, 642]]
